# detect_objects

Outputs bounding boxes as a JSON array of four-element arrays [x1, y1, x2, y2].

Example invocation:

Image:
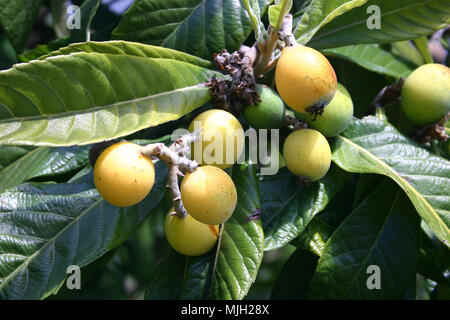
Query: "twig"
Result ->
[[140, 130, 202, 218], [279, 14, 297, 47]]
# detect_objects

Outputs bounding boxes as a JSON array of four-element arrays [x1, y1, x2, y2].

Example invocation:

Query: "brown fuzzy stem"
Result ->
[[168, 164, 188, 218], [140, 130, 202, 218], [413, 112, 450, 144], [141, 143, 198, 172]]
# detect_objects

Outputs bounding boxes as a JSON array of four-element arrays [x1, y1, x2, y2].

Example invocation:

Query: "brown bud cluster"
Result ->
[[206, 49, 260, 116]]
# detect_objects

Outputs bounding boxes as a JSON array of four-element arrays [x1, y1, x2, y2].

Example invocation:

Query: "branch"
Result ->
[[167, 164, 188, 218], [140, 130, 202, 218]]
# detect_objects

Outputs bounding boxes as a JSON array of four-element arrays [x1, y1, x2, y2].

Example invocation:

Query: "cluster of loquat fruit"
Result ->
[[91, 44, 450, 257]]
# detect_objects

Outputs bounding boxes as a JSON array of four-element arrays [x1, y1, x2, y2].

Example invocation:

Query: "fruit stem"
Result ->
[[141, 130, 202, 218], [168, 164, 188, 218], [254, 25, 280, 77], [284, 115, 307, 130], [279, 14, 297, 48]]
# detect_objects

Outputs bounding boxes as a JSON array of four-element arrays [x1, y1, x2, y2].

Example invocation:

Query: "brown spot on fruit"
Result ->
[[208, 225, 219, 238]]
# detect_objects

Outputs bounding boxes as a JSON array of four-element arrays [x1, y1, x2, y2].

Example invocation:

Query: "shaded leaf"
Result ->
[[310, 180, 420, 299], [0, 161, 168, 299], [0, 0, 42, 53], [0, 146, 90, 193], [260, 165, 352, 251], [271, 249, 318, 299]]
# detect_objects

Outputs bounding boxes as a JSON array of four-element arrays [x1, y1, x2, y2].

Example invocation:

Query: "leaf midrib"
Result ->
[[0, 196, 103, 295], [0, 85, 207, 124], [341, 191, 400, 298], [336, 134, 450, 246]]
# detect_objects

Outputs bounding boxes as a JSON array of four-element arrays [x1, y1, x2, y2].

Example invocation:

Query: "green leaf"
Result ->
[[211, 164, 264, 299], [0, 145, 34, 170], [0, 161, 168, 300], [19, 38, 72, 63], [111, 0, 271, 60], [268, 0, 293, 31], [260, 165, 352, 251], [417, 231, 450, 287], [390, 41, 425, 66], [307, 0, 450, 49], [413, 37, 434, 65], [70, 0, 101, 43], [40, 41, 213, 68], [271, 248, 318, 299], [352, 174, 384, 209], [0, 0, 42, 53], [145, 250, 186, 299], [292, 177, 357, 256], [145, 249, 216, 299], [332, 117, 450, 248], [323, 44, 414, 78], [310, 180, 420, 299], [293, 0, 369, 45], [0, 43, 223, 146], [145, 163, 264, 300], [244, 0, 267, 44], [0, 146, 90, 193], [0, 35, 18, 70]]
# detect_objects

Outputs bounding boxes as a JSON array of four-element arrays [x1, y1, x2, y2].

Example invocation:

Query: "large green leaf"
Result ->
[[0, 43, 223, 147], [145, 249, 215, 299], [308, 0, 450, 49], [0, 0, 41, 53], [0, 161, 168, 300], [310, 180, 420, 299], [111, 0, 270, 60], [323, 44, 414, 78], [332, 117, 450, 248], [293, 0, 369, 44], [291, 177, 357, 256], [211, 164, 264, 299], [145, 163, 264, 300], [40, 41, 213, 68], [0, 146, 90, 193], [260, 165, 352, 251]]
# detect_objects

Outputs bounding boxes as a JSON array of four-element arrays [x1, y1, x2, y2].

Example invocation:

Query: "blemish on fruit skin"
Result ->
[[134, 179, 137, 183], [208, 225, 219, 238]]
